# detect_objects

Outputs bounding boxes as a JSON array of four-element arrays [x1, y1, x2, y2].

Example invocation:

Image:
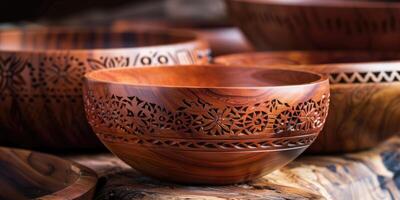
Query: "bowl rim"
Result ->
[[214, 51, 400, 72], [0, 27, 206, 54], [0, 146, 97, 199], [229, 0, 400, 8], [84, 64, 328, 89]]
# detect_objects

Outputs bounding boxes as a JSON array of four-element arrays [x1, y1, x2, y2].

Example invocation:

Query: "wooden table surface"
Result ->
[[67, 137, 400, 200]]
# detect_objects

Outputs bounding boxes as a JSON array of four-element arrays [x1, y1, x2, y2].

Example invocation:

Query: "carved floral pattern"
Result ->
[[0, 56, 26, 95], [33, 56, 86, 96], [84, 92, 330, 139], [87, 56, 130, 70], [0, 47, 209, 102]]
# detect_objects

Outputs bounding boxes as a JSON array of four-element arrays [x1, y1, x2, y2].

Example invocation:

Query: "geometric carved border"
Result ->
[[330, 71, 400, 84], [98, 132, 318, 151]]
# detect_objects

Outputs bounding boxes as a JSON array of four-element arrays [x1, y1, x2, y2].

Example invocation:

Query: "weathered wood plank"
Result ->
[[68, 137, 400, 200]]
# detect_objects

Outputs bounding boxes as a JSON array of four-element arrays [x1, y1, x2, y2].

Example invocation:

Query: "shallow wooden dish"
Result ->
[[0, 27, 209, 150], [83, 65, 329, 184], [215, 51, 400, 153], [226, 0, 400, 50], [0, 146, 97, 199]]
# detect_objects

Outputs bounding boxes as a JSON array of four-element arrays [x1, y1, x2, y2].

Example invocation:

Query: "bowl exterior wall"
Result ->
[[310, 82, 400, 153], [104, 141, 307, 184], [215, 52, 400, 153], [0, 41, 209, 150], [227, 0, 400, 51]]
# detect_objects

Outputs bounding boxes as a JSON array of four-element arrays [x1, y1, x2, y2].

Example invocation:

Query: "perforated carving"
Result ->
[[84, 91, 329, 146], [0, 47, 209, 103], [0, 55, 27, 96]]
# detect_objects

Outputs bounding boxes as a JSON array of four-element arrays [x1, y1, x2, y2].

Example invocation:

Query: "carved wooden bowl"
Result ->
[[226, 0, 400, 50], [0, 28, 209, 150], [215, 51, 400, 153], [0, 146, 97, 199], [83, 65, 329, 184]]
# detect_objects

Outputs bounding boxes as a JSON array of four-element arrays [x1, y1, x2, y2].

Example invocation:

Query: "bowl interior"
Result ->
[[0, 28, 196, 51], [86, 65, 322, 88], [0, 147, 84, 199]]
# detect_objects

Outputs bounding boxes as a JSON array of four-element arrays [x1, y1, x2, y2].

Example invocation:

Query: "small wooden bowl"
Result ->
[[83, 65, 329, 184], [0, 27, 209, 150], [215, 51, 400, 153], [0, 146, 97, 199], [226, 0, 400, 50]]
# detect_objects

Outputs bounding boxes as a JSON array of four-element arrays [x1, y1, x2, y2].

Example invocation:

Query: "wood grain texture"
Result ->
[[0, 27, 209, 150], [226, 0, 400, 50], [83, 65, 329, 184], [68, 137, 400, 200], [0, 147, 97, 200], [215, 51, 400, 153]]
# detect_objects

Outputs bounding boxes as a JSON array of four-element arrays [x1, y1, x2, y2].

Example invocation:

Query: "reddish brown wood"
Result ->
[[215, 51, 400, 153], [226, 0, 400, 50], [0, 146, 97, 200], [83, 65, 329, 184], [0, 27, 209, 150], [113, 19, 254, 55]]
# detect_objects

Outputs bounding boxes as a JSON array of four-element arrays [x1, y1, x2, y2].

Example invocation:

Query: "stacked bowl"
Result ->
[[113, 19, 253, 56], [0, 27, 209, 150], [226, 0, 400, 51], [222, 0, 400, 154], [215, 51, 400, 153]]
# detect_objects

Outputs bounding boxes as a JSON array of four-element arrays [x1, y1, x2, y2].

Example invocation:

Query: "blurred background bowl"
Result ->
[[226, 0, 400, 51], [0, 146, 97, 199], [83, 65, 329, 184], [0, 27, 209, 151], [215, 51, 400, 153], [113, 19, 253, 56]]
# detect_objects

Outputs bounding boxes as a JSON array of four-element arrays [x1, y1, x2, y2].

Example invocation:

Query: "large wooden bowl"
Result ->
[[226, 0, 400, 50], [83, 65, 329, 184], [0, 28, 209, 150], [215, 51, 400, 153], [0, 146, 97, 199]]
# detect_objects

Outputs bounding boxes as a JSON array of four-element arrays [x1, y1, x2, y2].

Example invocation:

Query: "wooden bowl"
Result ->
[[0, 146, 97, 199], [112, 19, 254, 56], [0, 27, 209, 150], [83, 65, 329, 184], [215, 51, 400, 153], [226, 0, 400, 50]]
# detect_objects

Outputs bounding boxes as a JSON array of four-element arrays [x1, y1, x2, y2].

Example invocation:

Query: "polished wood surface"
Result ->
[[0, 146, 97, 200], [0, 27, 209, 150], [226, 0, 400, 50], [83, 65, 329, 184], [69, 137, 400, 199], [215, 51, 400, 153]]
